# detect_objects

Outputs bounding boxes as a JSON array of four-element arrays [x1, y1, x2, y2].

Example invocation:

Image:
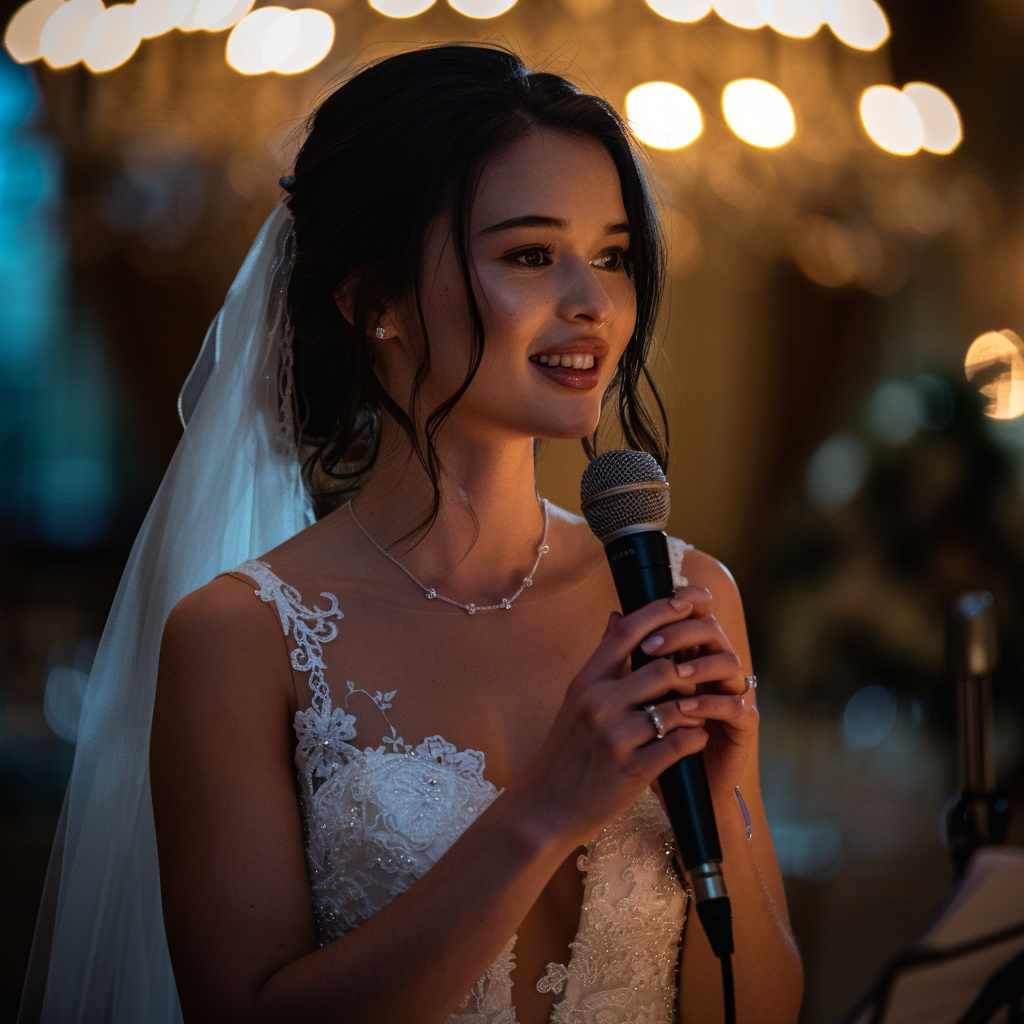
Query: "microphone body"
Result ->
[[582, 451, 733, 960]]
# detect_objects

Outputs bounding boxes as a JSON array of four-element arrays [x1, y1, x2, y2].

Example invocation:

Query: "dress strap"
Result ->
[[225, 559, 344, 717], [667, 536, 692, 590]]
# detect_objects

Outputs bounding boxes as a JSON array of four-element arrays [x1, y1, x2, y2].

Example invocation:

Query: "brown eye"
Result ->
[[594, 249, 626, 270], [513, 248, 551, 268]]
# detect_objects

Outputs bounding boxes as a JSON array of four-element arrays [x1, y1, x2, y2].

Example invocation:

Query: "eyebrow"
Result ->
[[477, 215, 631, 236]]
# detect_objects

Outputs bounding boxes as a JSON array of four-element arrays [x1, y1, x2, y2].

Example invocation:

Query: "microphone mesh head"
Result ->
[[580, 450, 671, 540]]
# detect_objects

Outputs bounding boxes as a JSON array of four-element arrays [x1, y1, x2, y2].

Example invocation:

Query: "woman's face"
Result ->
[[381, 129, 638, 444]]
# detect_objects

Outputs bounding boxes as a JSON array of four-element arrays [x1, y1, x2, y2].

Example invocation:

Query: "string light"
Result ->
[[722, 78, 795, 147], [4, 0, 63, 62], [226, 6, 290, 73], [272, 7, 333, 73], [820, 0, 889, 51], [447, 0, 517, 16], [133, 0, 194, 38], [369, 0, 436, 16], [644, 0, 712, 22], [964, 330, 1024, 420], [859, 85, 923, 155], [626, 82, 703, 150], [39, 0, 104, 68], [189, 0, 254, 30], [82, 3, 141, 71], [903, 82, 961, 154], [712, 0, 766, 30]]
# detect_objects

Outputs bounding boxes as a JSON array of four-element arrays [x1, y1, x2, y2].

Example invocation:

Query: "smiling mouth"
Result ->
[[529, 351, 601, 390]]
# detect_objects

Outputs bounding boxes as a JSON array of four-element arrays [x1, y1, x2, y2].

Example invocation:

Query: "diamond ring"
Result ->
[[643, 703, 666, 740], [744, 675, 757, 692]]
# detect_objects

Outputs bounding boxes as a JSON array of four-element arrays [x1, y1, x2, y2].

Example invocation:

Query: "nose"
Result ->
[[554, 255, 618, 327]]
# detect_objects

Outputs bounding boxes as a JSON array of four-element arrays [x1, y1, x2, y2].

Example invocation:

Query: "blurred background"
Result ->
[[2, 0, 1023, 1019]]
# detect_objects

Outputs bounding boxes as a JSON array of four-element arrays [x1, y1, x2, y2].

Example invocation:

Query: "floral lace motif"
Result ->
[[231, 552, 690, 1024]]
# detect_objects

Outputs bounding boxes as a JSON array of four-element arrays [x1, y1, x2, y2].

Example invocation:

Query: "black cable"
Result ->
[[720, 953, 736, 1024]]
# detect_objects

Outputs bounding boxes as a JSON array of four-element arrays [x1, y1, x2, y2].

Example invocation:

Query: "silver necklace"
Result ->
[[347, 499, 550, 615]]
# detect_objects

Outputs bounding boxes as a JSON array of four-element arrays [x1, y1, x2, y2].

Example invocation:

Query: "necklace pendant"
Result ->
[[425, 588, 437, 600], [523, 577, 533, 587], [500, 598, 512, 610], [466, 603, 476, 615], [539, 544, 549, 554]]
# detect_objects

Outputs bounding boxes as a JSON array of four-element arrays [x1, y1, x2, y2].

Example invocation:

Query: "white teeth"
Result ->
[[534, 353, 596, 369]]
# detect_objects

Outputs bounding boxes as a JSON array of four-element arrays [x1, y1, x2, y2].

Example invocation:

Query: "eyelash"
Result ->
[[508, 246, 630, 271]]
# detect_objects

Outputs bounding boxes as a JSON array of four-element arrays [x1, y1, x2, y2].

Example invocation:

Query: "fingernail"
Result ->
[[676, 662, 695, 678], [677, 697, 699, 712], [670, 597, 692, 614], [641, 634, 666, 654]]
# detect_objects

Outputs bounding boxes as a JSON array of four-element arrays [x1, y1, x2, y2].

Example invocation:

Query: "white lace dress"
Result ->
[[229, 540, 691, 1024]]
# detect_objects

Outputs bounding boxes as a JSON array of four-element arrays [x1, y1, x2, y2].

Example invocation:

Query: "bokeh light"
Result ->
[[903, 82, 962, 155], [821, 0, 889, 50], [859, 85, 923, 155], [4, 0, 64, 63], [843, 685, 897, 749], [273, 8, 333, 73], [226, 6, 290, 73], [625, 82, 703, 150], [769, 0, 823, 39], [722, 78, 795, 148], [81, 3, 141, 71], [369, 0, 436, 16], [133, 0, 194, 38], [805, 434, 867, 508], [712, 0, 766, 30], [964, 330, 1024, 421], [39, 0, 104, 68], [447, 0, 517, 16], [645, 0, 712, 22], [191, 0, 256, 31]]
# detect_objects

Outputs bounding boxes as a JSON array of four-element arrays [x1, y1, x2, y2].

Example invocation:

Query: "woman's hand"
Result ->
[[640, 583, 759, 802], [514, 593, 725, 849]]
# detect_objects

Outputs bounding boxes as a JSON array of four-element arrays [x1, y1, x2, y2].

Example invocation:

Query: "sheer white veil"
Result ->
[[18, 203, 314, 1022]]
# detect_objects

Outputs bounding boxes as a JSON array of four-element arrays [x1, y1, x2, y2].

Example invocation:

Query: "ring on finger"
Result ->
[[643, 702, 666, 740], [744, 675, 757, 692]]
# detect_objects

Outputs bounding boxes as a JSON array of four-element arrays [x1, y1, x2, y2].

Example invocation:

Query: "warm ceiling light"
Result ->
[[226, 5, 290, 73], [626, 81, 703, 150], [712, 0, 766, 29], [903, 82, 962, 155], [192, 0, 255, 31], [964, 330, 1024, 420], [369, 0, 436, 15], [821, 0, 889, 51], [81, 3, 140, 71], [859, 85, 923, 155], [722, 78, 795, 148], [769, 0, 823, 38], [447, 0, 517, 16], [134, 0, 195, 38], [645, 0, 712, 21], [272, 7, 333, 73], [39, 0, 104, 67], [4, 0, 63, 62]]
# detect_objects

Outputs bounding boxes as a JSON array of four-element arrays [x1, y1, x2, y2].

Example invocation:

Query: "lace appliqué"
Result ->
[[232, 559, 507, 1022]]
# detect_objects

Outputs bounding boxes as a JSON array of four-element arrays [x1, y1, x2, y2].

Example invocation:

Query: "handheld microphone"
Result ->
[[581, 450, 734, 962]]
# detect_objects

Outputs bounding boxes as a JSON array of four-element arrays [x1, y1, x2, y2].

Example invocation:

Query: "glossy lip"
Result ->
[[528, 339, 608, 392]]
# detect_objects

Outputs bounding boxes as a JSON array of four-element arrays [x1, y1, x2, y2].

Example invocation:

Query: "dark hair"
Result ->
[[284, 43, 668, 530]]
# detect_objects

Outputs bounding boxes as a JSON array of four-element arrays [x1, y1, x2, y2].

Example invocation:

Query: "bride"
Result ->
[[23, 44, 801, 1024]]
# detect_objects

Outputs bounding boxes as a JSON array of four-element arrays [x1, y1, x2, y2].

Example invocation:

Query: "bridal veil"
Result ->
[[18, 204, 313, 1022]]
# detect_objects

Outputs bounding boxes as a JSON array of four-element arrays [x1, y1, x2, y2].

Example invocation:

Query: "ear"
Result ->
[[332, 281, 400, 340]]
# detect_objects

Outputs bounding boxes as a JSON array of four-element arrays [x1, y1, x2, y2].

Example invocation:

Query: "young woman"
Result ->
[[24, 44, 801, 1024]]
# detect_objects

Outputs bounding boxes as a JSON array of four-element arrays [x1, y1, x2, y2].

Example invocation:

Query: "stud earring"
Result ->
[[374, 326, 386, 339]]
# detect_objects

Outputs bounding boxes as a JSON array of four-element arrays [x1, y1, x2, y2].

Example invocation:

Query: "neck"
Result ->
[[350, 417, 547, 600]]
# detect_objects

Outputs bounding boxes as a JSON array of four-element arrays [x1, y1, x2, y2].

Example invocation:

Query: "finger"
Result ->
[[637, 616, 731, 660], [671, 585, 713, 619], [675, 651, 744, 692], [633, 722, 709, 777], [621, 697, 706, 747], [616, 656, 688, 710], [676, 694, 759, 734], [591, 598, 697, 672]]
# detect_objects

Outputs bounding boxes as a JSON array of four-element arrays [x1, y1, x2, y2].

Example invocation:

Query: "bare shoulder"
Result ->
[[158, 571, 293, 720], [671, 544, 750, 659]]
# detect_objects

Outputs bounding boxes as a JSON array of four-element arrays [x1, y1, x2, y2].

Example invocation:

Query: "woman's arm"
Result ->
[[151, 576, 714, 1024], [675, 550, 803, 1024]]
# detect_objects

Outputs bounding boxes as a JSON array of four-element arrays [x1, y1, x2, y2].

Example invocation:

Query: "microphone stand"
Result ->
[[945, 592, 1009, 875]]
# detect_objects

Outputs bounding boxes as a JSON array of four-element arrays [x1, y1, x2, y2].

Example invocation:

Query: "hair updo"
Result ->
[[284, 43, 667, 529]]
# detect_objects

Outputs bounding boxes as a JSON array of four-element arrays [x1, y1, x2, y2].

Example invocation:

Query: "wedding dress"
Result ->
[[222, 535, 692, 1024]]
